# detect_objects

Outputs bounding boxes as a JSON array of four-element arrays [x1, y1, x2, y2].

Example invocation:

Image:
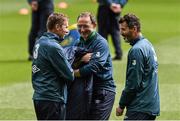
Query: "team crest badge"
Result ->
[[32, 65, 40, 73], [96, 52, 100, 57], [132, 60, 136, 65]]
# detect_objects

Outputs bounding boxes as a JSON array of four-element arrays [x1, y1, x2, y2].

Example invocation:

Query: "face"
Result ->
[[77, 16, 95, 40], [120, 21, 135, 43], [56, 20, 69, 38]]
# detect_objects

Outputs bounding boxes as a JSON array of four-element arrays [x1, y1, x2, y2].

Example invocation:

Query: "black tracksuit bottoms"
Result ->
[[88, 89, 115, 120], [33, 100, 66, 120]]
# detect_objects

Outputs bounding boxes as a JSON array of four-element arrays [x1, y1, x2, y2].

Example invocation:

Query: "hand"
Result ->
[[31, 1, 38, 11], [81, 53, 93, 63], [74, 69, 80, 77], [116, 107, 124, 116], [110, 3, 122, 13]]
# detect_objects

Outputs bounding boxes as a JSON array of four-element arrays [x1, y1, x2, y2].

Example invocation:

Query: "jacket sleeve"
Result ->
[[119, 0, 128, 7], [98, 0, 128, 7], [48, 45, 74, 82], [97, 0, 113, 6], [79, 40, 109, 77], [27, 0, 31, 4], [119, 48, 144, 108], [27, 0, 34, 4]]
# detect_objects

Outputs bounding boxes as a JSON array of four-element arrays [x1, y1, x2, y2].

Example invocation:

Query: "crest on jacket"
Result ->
[[132, 59, 136, 66], [96, 52, 100, 57]]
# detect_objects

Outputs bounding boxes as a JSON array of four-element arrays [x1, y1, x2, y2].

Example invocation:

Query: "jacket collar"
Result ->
[[43, 32, 64, 43], [80, 31, 96, 45], [130, 35, 144, 46]]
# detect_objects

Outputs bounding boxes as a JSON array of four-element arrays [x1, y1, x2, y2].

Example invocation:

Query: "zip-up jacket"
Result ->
[[32, 32, 74, 103], [77, 32, 116, 93], [97, 0, 128, 7], [27, 0, 54, 10], [119, 36, 160, 116]]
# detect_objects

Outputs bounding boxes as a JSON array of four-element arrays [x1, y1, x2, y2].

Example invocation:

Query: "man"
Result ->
[[27, 0, 54, 60], [32, 13, 74, 120], [116, 13, 160, 120], [74, 12, 116, 120], [97, 0, 128, 60]]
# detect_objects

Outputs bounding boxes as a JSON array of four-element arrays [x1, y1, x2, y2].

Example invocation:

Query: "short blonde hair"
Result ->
[[47, 13, 68, 30]]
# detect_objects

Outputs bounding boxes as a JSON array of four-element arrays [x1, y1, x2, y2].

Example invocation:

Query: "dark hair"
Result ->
[[47, 13, 68, 30], [119, 13, 141, 32], [77, 12, 96, 25]]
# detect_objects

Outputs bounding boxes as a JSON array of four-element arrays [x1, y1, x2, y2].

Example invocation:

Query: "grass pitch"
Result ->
[[0, 0, 180, 120]]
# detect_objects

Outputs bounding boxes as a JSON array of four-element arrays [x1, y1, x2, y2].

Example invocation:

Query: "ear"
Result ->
[[92, 23, 96, 28], [133, 26, 138, 32], [55, 24, 60, 31]]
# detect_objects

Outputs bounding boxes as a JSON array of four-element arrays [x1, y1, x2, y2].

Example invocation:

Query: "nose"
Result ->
[[63, 29, 69, 36], [78, 27, 86, 33], [81, 27, 86, 32], [66, 30, 69, 34], [78, 25, 87, 31]]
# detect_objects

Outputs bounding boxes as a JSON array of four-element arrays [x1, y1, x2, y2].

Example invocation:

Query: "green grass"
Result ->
[[0, 0, 180, 120]]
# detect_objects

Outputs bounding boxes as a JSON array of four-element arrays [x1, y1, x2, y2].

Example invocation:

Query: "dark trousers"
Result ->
[[88, 89, 115, 120], [97, 5, 122, 58], [124, 111, 156, 120], [33, 100, 66, 120], [28, 0, 53, 56]]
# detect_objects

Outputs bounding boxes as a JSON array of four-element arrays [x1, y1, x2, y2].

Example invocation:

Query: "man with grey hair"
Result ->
[[74, 12, 116, 120]]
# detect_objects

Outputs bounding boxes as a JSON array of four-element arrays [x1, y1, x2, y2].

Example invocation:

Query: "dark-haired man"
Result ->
[[27, 0, 54, 60], [116, 13, 160, 120], [97, 0, 128, 60]]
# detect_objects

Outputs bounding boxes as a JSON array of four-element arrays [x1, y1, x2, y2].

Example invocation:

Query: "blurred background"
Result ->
[[0, 0, 180, 120]]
